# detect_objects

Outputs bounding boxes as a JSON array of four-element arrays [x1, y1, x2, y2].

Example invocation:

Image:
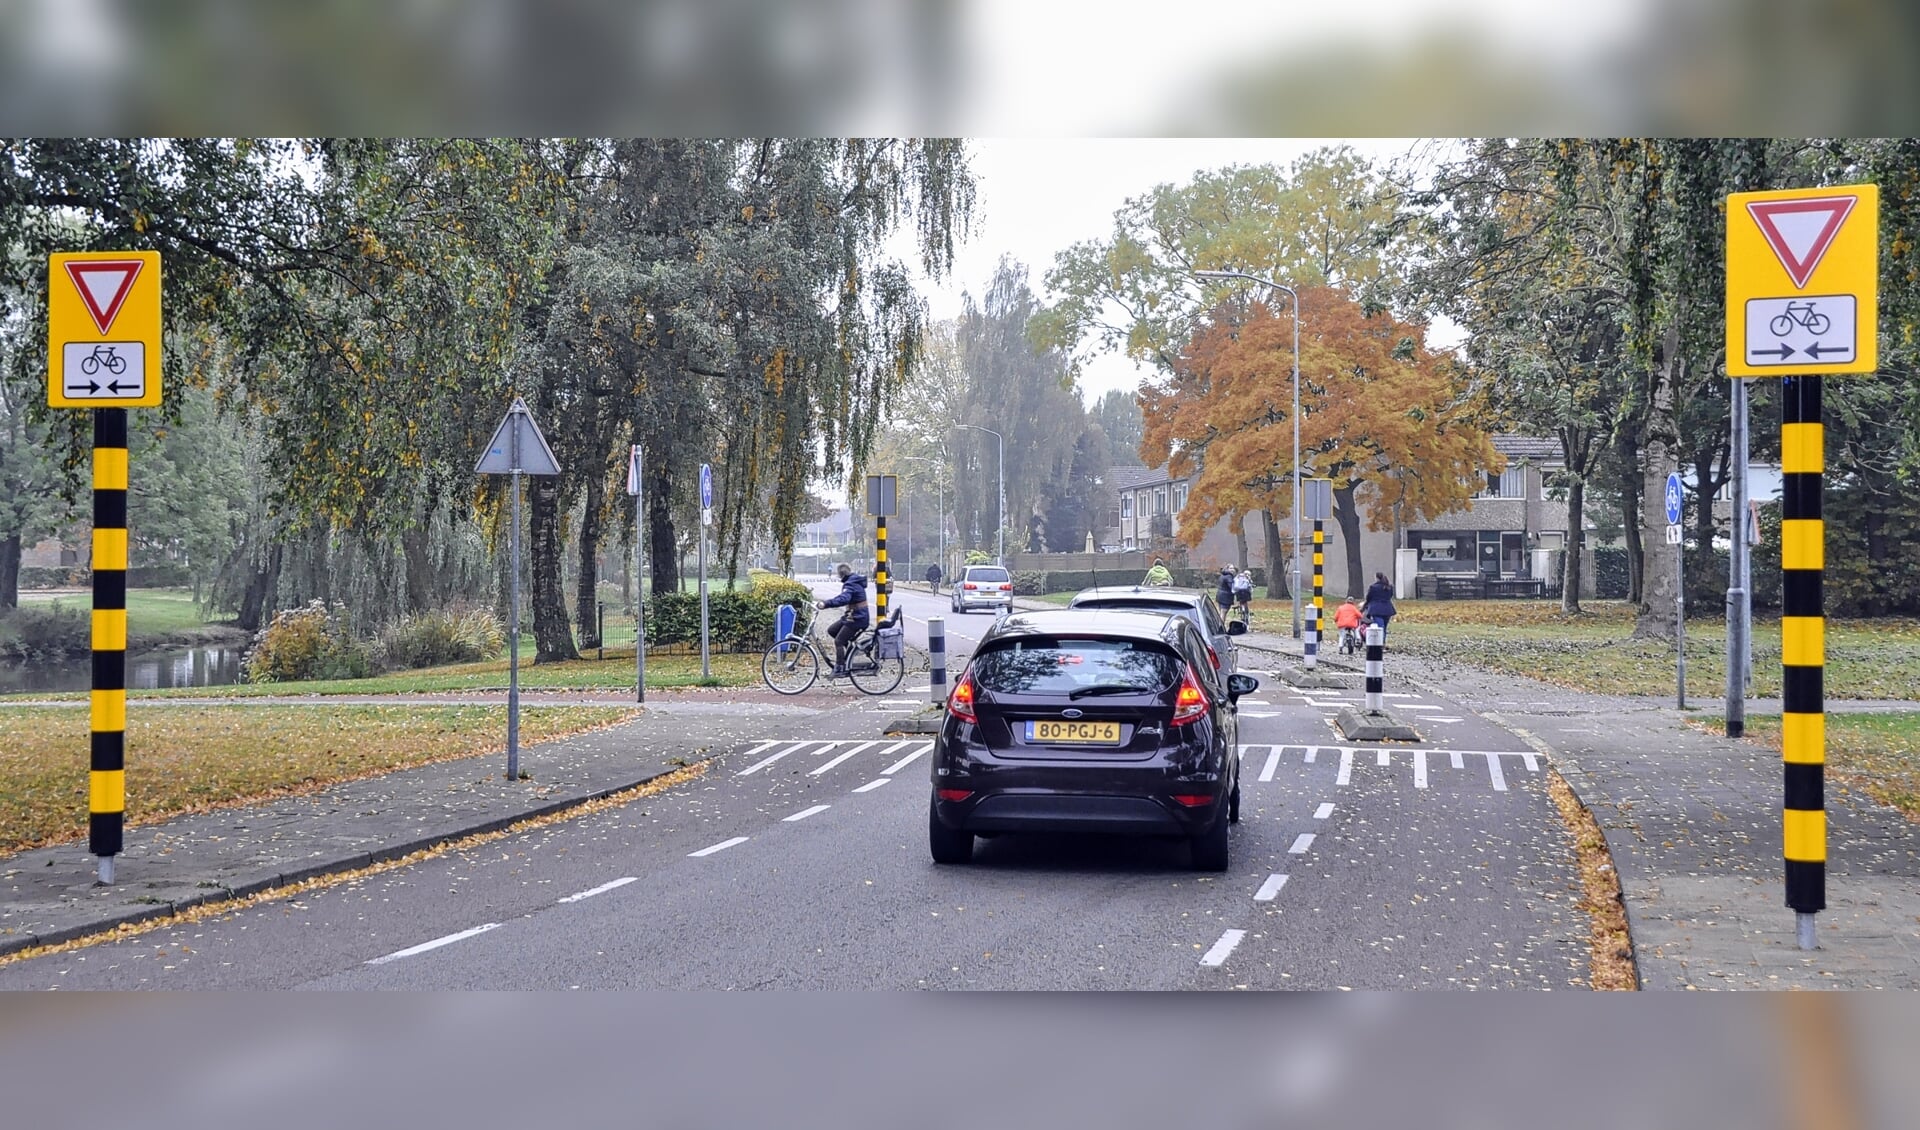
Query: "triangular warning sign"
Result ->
[[474, 397, 562, 475], [64, 259, 145, 334], [1746, 196, 1856, 289]]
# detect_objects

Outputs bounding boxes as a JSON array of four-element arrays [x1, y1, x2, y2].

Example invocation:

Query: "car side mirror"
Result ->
[[1226, 619, 1247, 636], [1226, 673, 1259, 699]]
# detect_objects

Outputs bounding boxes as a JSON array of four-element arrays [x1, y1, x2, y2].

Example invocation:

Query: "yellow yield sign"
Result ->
[[1725, 185, 1877, 378], [48, 250, 162, 408]]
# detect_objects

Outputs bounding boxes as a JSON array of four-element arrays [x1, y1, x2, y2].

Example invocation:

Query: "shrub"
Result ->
[[1011, 570, 1046, 595], [963, 550, 992, 565], [645, 589, 783, 652], [243, 600, 380, 683], [1593, 547, 1631, 599], [748, 569, 814, 612], [17, 566, 83, 590], [378, 605, 505, 670], [0, 603, 91, 660]]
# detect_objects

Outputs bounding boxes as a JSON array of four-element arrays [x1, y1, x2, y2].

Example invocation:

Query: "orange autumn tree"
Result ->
[[1141, 286, 1498, 598]]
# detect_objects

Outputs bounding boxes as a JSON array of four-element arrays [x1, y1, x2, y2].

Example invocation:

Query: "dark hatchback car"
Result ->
[[928, 609, 1258, 871]]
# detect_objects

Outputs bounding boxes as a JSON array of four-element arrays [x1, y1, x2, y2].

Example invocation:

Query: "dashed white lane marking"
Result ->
[[1337, 748, 1354, 786], [1450, 750, 1465, 769], [1289, 833, 1316, 854], [883, 741, 933, 774], [783, 804, 831, 822], [1397, 704, 1444, 712], [1522, 752, 1540, 772], [556, 877, 636, 904], [1484, 753, 1508, 792], [1375, 749, 1391, 767], [1429, 717, 1465, 723], [811, 740, 880, 775], [367, 923, 499, 965], [1414, 749, 1428, 789], [878, 699, 920, 708], [1242, 699, 1272, 706], [1304, 746, 1318, 763], [1199, 929, 1248, 966], [853, 778, 890, 793], [1258, 747, 1282, 782], [689, 836, 750, 857], [1313, 802, 1335, 820], [740, 741, 816, 775], [1253, 874, 1290, 901]]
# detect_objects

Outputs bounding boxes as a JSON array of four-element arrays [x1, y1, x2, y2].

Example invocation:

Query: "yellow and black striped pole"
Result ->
[[91, 408, 129, 883], [875, 516, 889, 618], [1303, 520, 1324, 669], [1781, 374, 1824, 949]]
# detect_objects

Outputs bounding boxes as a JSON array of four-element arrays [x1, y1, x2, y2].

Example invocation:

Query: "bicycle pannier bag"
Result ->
[[876, 624, 905, 659]]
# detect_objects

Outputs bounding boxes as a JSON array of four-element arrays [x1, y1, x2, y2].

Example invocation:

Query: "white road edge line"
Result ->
[[689, 836, 750, 857], [853, 778, 890, 793], [1289, 833, 1315, 854], [1484, 752, 1509, 792], [1414, 749, 1428, 789], [1337, 748, 1353, 787], [1253, 874, 1289, 901], [883, 742, 933, 774], [811, 740, 880, 775], [367, 922, 499, 965], [1313, 802, 1334, 820], [555, 877, 637, 904], [783, 804, 831, 822], [1199, 928, 1248, 966], [1259, 747, 1281, 782]]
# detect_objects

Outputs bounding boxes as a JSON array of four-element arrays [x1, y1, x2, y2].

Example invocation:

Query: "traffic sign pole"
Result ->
[[1726, 378, 1751, 738], [90, 409, 129, 884], [1781, 375, 1826, 951], [699, 463, 712, 680], [630, 445, 646, 704], [1665, 471, 1686, 710]]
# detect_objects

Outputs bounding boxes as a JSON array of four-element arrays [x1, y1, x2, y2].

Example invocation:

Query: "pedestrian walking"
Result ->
[[1215, 565, 1236, 616], [1233, 568, 1254, 622], [1361, 570, 1397, 643]]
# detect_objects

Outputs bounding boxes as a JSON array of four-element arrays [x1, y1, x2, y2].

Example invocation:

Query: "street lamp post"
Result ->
[[955, 424, 1005, 566], [1194, 270, 1302, 638]]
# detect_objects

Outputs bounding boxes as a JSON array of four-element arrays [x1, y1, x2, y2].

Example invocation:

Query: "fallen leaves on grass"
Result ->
[[0, 705, 640, 854], [1689, 712, 1920, 821]]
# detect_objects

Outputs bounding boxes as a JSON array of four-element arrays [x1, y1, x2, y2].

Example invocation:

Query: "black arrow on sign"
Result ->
[[65, 380, 101, 394], [1748, 344, 1796, 360], [106, 380, 138, 393], [1805, 342, 1851, 359]]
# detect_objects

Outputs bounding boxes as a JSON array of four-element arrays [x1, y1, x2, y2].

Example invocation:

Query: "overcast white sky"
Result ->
[[905, 137, 1425, 404]]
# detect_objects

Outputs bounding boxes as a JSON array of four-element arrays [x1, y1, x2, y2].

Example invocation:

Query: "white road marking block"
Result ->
[[1304, 746, 1318, 764], [740, 741, 815, 775], [1414, 749, 1428, 790], [1313, 802, 1335, 820], [739, 740, 781, 758], [1397, 704, 1444, 712], [1253, 874, 1290, 901], [556, 877, 637, 904], [811, 740, 879, 775], [1521, 752, 1539, 772], [1337, 748, 1353, 786], [884, 741, 933, 774], [689, 836, 750, 857], [1289, 833, 1315, 854], [1259, 747, 1282, 782], [853, 778, 890, 793], [1199, 928, 1247, 966], [783, 804, 831, 822], [1484, 753, 1508, 792], [367, 922, 500, 965], [1450, 750, 1465, 769], [1376, 749, 1391, 767]]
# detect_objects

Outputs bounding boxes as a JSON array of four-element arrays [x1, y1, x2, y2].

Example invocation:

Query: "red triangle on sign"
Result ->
[[63, 259, 145, 334], [1746, 196, 1856, 289]]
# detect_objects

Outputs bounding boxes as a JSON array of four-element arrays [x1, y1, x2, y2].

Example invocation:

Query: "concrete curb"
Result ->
[[0, 760, 704, 960]]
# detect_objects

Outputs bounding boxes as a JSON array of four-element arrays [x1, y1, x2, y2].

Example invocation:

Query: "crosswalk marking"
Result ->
[[1414, 749, 1428, 789], [1304, 746, 1317, 763], [1484, 752, 1508, 792], [1258, 747, 1281, 782], [810, 740, 879, 775], [739, 741, 815, 775], [1450, 750, 1464, 769], [1337, 748, 1354, 786], [884, 741, 933, 774]]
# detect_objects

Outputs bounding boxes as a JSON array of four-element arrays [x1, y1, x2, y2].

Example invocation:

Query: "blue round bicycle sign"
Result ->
[[1664, 472, 1684, 525]]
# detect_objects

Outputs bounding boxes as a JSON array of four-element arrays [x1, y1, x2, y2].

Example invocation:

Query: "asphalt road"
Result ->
[[0, 595, 1591, 990]]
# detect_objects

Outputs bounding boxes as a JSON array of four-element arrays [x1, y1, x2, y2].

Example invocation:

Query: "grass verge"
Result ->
[[0, 704, 640, 853], [0, 761, 707, 968], [1692, 711, 1920, 821], [1545, 767, 1637, 990]]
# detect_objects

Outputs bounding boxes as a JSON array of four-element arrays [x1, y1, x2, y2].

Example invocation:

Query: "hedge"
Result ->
[[1593, 547, 1630, 599], [644, 571, 813, 652]]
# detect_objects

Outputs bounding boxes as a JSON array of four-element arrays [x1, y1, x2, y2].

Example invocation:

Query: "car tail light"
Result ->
[[1170, 666, 1207, 726], [948, 670, 979, 724], [964, 583, 977, 590], [1171, 794, 1215, 807], [1204, 644, 1220, 671], [999, 583, 1011, 591], [937, 788, 974, 802]]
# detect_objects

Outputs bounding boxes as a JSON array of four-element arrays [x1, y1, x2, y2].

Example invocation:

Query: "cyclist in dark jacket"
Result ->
[[817, 562, 871, 676]]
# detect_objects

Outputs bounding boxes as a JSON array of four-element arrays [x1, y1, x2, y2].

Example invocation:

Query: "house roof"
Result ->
[[1109, 465, 1173, 490], [1491, 435, 1562, 462]]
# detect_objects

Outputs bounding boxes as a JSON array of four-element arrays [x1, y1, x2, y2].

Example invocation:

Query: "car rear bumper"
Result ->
[[955, 594, 1013, 609], [937, 791, 1210, 836]]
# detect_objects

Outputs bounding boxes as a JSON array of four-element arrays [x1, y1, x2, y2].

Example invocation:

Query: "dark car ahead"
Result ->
[[928, 609, 1258, 871], [1065, 585, 1245, 674]]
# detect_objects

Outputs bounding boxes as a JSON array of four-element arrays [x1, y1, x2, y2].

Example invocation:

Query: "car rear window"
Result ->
[[1072, 598, 1191, 615], [966, 567, 1009, 582], [970, 637, 1180, 696]]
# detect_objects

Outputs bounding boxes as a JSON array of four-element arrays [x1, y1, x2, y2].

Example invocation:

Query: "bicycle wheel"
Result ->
[[1771, 314, 1794, 336], [1807, 312, 1831, 335], [761, 638, 820, 695], [849, 652, 905, 696]]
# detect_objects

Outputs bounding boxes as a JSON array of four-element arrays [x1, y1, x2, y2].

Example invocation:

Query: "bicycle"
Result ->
[[760, 602, 906, 696], [1770, 300, 1831, 337], [80, 345, 126, 376]]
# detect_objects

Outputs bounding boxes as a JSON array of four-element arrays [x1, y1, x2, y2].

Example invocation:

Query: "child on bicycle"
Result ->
[[1232, 569, 1254, 622], [1334, 597, 1364, 652]]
